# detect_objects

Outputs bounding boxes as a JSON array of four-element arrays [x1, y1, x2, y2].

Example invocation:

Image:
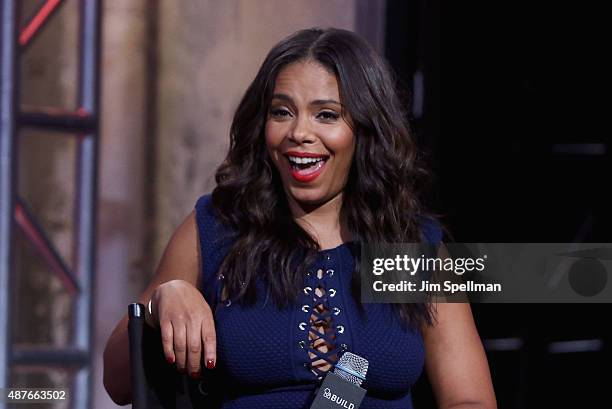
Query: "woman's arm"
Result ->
[[422, 301, 497, 409], [102, 210, 216, 405]]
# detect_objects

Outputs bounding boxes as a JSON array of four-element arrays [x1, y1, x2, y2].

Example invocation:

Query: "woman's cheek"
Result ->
[[265, 123, 287, 149]]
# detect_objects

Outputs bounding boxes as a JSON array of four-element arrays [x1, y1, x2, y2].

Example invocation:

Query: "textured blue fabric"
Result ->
[[194, 194, 442, 409]]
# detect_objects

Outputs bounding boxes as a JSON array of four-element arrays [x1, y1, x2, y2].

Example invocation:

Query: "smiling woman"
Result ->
[[104, 27, 496, 409], [266, 61, 355, 211]]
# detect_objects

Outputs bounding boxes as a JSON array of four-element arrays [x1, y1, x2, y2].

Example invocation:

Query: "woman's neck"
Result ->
[[287, 192, 351, 250]]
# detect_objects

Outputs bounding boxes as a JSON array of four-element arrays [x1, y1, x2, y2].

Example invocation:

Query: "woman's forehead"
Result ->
[[273, 61, 340, 101]]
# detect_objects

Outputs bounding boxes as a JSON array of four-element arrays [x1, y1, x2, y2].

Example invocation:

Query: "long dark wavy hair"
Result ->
[[212, 27, 436, 329]]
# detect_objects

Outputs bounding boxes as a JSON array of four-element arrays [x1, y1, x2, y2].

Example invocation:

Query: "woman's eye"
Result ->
[[317, 111, 340, 121], [271, 108, 291, 118]]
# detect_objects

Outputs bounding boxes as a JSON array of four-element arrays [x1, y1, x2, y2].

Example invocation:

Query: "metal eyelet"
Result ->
[[305, 270, 312, 277], [340, 343, 348, 351], [329, 289, 336, 297], [337, 325, 345, 334], [326, 269, 334, 277], [299, 340, 306, 349], [218, 274, 224, 280], [333, 307, 341, 315], [224, 299, 232, 307], [298, 322, 307, 330], [197, 381, 209, 396], [303, 286, 312, 295], [301, 305, 310, 313], [325, 254, 332, 261]]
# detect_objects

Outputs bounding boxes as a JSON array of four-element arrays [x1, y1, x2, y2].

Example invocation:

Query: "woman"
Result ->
[[104, 28, 496, 408]]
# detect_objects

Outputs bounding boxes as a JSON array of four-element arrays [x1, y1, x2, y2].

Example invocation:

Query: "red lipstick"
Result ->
[[285, 151, 328, 158], [284, 151, 329, 183]]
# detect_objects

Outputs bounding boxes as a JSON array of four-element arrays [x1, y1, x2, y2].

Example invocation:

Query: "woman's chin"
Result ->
[[285, 186, 343, 211], [288, 189, 325, 206]]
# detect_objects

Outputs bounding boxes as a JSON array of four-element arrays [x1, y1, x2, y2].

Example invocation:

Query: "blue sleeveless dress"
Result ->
[[194, 194, 442, 409]]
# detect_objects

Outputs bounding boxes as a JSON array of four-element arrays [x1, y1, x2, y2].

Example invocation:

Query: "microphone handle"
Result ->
[[309, 372, 367, 409]]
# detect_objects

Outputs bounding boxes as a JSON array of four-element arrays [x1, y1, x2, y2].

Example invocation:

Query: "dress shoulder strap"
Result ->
[[194, 194, 235, 303], [419, 216, 444, 246]]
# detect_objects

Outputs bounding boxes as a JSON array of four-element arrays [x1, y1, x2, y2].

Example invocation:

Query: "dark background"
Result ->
[[385, 1, 611, 407]]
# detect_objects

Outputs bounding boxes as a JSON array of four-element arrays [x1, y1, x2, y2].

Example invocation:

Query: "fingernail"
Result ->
[[178, 367, 186, 374], [167, 357, 175, 364], [206, 359, 215, 369], [190, 371, 200, 379]]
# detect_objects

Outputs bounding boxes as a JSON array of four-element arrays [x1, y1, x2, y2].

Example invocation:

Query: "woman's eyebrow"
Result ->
[[271, 94, 341, 106], [310, 99, 342, 107], [271, 94, 342, 108], [271, 93, 293, 103]]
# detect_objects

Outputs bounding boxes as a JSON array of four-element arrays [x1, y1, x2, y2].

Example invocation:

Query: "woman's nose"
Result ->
[[288, 116, 315, 144]]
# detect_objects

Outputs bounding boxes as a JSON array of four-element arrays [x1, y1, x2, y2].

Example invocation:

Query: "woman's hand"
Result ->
[[149, 279, 216, 378], [104, 211, 205, 404]]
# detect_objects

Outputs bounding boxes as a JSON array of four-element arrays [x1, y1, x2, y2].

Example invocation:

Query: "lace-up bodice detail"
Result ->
[[296, 247, 351, 381], [302, 267, 344, 379]]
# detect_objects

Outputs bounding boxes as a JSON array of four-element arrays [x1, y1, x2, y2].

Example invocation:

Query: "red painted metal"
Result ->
[[19, 0, 64, 48]]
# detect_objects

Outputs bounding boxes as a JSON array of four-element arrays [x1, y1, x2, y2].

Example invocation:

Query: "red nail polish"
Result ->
[[190, 371, 200, 379], [167, 357, 175, 364], [206, 359, 215, 369]]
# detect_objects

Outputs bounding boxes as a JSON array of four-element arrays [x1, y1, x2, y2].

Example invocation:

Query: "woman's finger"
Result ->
[[172, 322, 187, 372], [160, 320, 175, 365], [201, 312, 217, 370], [186, 318, 203, 377]]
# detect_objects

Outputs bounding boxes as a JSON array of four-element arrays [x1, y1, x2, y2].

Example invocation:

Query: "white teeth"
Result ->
[[287, 156, 326, 165]]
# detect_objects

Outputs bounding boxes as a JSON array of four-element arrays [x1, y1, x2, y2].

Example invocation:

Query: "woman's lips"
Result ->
[[288, 158, 327, 183]]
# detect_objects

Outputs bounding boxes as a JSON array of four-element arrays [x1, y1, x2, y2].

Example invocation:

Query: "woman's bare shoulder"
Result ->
[[153, 210, 201, 291]]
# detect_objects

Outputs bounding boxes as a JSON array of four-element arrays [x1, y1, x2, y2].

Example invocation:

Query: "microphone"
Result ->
[[309, 352, 369, 409]]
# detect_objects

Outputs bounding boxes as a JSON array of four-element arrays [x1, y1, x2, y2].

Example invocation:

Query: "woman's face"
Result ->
[[265, 60, 355, 207]]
